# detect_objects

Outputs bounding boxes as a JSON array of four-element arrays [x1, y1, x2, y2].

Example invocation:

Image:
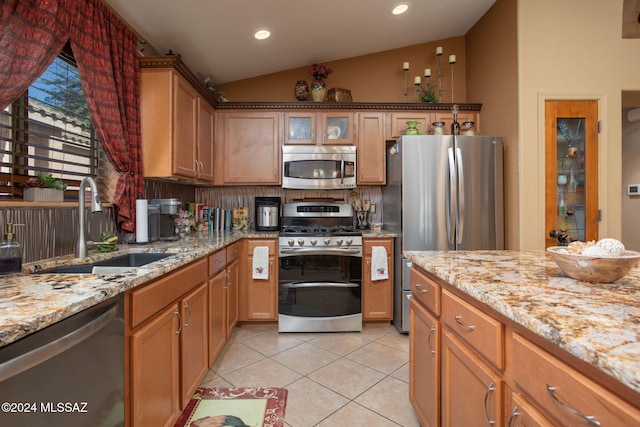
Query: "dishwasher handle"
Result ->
[[0, 300, 119, 382]]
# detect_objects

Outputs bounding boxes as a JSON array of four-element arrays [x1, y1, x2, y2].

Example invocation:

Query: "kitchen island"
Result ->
[[406, 249, 640, 426]]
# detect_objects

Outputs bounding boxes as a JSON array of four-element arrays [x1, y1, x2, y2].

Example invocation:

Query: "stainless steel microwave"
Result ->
[[282, 145, 357, 190]]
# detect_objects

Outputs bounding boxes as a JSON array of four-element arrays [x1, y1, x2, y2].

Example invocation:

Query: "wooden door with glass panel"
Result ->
[[544, 100, 599, 248]]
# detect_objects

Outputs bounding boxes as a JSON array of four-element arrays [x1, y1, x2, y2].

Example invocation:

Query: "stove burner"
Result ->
[[280, 225, 361, 236]]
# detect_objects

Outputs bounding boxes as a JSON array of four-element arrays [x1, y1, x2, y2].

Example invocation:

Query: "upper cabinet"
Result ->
[[140, 57, 216, 184], [214, 111, 281, 185], [357, 113, 386, 185], [284, 111, 355, 145]]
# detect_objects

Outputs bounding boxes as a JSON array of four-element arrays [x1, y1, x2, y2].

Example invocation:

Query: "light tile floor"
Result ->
[[199, 325, 420, 427]]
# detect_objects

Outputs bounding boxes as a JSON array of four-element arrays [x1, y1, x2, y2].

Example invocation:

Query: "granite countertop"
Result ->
[[0, 230, 278, 348], [404, 250, 640, 394]]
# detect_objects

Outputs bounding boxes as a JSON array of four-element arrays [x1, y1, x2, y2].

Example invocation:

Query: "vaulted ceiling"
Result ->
[[104, 0, 496, 84]]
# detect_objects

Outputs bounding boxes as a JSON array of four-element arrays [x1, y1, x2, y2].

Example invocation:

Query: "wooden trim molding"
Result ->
[[215, 101, 482, 111]]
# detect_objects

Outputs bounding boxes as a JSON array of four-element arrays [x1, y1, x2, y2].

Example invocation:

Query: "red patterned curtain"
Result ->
[[0, 0, 143, 233], [0, 0, 74, 110], [71, 0, 143, 233]]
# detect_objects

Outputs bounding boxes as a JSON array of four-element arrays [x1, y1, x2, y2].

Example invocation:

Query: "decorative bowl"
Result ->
[[547, 246, 640, 283]]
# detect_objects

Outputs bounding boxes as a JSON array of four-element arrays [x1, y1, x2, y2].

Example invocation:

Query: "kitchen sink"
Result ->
[[35, 253, 173, 274]]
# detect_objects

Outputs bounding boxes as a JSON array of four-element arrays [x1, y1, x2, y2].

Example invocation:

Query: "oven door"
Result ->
[[282, 146, 356, 190], [278, 251, 362, 332]]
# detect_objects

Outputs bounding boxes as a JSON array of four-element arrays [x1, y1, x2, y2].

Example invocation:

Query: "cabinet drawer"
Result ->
[[410, 267, 440, 316], [208, 249, 226, 277], [226, 241, 241, 263], [129, 259, 207, 328], [363, 238, 393, 256], [246, 239, 277, 255], [512, 333, 640, 426], [442, 289, 504, 369]]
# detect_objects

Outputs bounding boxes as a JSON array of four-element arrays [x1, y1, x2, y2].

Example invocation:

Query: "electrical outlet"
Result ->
[[370, 203, 376, 214]]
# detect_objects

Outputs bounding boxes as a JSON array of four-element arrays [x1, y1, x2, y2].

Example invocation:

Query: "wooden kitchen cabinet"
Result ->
[[362, 238, 394, 320], [179, 283, 208, 408], [441, 328, 503, 427], [284, 111, 355, 145], [284, 111, 316, 145], [140, 57, 215, 184], [208, 268, 226, 366], [130, 302, 181, 427], [511, 332, 640, 426], [243, 239, 278, 321], [207, 242, 241, 365], [388, 112, 432, 138], [409, 296, 440, 427], [126, 258, 208, 427], [214, 111, 281, 185], [357, 113, 386, 185], [434, 111, 479, 135], [226, 242, 241, 332], [505, 387, 555, 427]]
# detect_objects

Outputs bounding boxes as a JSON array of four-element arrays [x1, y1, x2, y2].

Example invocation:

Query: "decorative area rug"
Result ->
[[174, 387, 287, 427]]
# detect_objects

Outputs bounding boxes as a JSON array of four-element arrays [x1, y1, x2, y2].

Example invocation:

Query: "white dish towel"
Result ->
[[252, 246, 269, 280], [371, 246, 389, 281]]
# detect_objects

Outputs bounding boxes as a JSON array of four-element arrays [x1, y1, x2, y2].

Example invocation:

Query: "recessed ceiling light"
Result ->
[[392, 3, 409, 15], [254, 29, 271, 40]]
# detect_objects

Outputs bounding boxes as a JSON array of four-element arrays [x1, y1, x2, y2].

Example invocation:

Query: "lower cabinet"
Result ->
[[505, 387, 555, 427], [226, 248, 240, 332], [179, 283, 208, 408], [409, 296, 440, 427], [208, 269, 226, 366], [243, 239, 278, 321], [127, 259, 208, 427], [130, 303, 180, 427], [441, 328, 503, 427], [362, 238, 394, 321], [410, 265, 640, 427]]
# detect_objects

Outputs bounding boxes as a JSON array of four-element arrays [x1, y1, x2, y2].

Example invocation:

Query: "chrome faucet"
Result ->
[[76, 177, 103, 258]]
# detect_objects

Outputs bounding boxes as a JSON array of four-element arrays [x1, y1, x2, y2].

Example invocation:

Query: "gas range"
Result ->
[[278, 202, 362, 252]]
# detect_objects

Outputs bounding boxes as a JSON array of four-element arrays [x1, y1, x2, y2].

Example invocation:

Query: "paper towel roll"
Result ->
[[136, 198, 149, 243]]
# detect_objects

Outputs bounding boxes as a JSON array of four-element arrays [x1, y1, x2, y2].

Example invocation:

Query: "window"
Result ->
[[0, 47, 114, 202]]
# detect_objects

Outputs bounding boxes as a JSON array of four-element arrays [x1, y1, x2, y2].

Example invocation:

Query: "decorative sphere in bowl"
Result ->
[[546, 246, 640, 283]]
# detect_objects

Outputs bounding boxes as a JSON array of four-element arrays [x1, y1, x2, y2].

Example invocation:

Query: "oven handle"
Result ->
[[340, 154, 345, 184], [279, 247, 362, 256], [281, 281, 360, 289]]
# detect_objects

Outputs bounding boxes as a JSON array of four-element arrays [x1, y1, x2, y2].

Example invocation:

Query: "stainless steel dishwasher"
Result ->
[[0, 294, 124, 426]]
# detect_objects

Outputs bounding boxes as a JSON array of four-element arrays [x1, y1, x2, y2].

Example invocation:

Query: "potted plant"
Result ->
[[21, 173, 67, 202], [418, 81, 439, 103]]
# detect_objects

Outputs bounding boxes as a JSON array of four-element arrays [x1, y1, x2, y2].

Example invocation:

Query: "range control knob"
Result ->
[[323, 238, 331, 246], [287, 239, 295, 247], [310, 239, 318, 246], [345, 238, 353, 246], [336, 238, 343, 246], [297, 239, 305, 246]]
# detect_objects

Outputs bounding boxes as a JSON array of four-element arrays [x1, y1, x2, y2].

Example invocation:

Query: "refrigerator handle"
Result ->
[[447, 147, 457, 245], [456, 147, 464, 245]]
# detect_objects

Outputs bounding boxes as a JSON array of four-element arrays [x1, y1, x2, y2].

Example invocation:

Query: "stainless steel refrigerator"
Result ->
[[382, 135, 504, 333]]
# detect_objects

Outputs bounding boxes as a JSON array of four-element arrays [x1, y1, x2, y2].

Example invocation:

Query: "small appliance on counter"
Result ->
[[150, 198, 180, 240], [255, 196, 281, 231]]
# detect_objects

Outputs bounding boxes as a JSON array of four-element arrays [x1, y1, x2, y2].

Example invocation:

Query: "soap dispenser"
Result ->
[[0, 223, 24, 275]]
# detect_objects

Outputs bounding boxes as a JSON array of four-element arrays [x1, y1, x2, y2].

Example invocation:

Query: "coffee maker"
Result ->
[[255, 196, 281, 231], [150, 198, 180, 240]]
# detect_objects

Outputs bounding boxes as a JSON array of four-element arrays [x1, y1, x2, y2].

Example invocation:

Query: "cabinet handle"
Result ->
[[427, 325, 436, 356], [483, 382, 496, 426], [507, 406, 519, 427], [546, 385, 601, 426], [414, 283, 428, 294], [175, 309, 182, 336], [454, 315, 476, 331], [184, 302, 191, 328]]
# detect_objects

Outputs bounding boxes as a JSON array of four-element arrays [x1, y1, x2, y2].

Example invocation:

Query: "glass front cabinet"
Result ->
[[545, 100, 599, 247], [284, 112, 354, 145]]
